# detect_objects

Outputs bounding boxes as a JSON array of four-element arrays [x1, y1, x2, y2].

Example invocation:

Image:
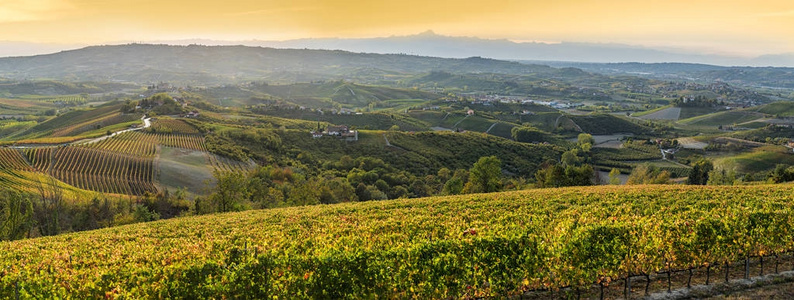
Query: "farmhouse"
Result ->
[[327, 125, 350, 136], [311, 125, 358, 141]]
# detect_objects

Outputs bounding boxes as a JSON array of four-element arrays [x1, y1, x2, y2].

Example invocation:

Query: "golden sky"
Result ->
[[1, 0, 793, 55]]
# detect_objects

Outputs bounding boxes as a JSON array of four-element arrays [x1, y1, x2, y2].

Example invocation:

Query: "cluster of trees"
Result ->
[[120, 93, 185, 115], [511, 126, 554, 143], [0, 178, 189, 241], [534, 134, 595, 188], [670, 95, 723, 107], [195, 156, 506, 214]]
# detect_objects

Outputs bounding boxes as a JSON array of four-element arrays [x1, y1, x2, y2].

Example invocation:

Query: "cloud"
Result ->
[[0, 0, 73, 23]]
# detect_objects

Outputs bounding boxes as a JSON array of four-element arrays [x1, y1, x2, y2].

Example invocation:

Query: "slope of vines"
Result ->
[[49, 146, 156, 195], [1, 184, 793, 298]]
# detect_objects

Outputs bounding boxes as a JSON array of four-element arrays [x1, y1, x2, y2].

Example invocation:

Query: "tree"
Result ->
[[208, 171, 250, 213], [770, 164, 794, 183], [463, 156, 502, 194], [688, 159, 713, 185], [577, 133, 595, 148], [627, 164, 671, 185], [511, 126, 550, 143], [442, 169, 468, 195], [34, 177, 64, 237], [535, 163, 565, 188], [0, 191, 33, 241], [561, 149, 583, 167], [707, 169, 736, 186], [608, 168, 622, 185]]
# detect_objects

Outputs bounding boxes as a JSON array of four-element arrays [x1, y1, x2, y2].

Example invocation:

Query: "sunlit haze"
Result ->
[[1, 0, 793, 56]]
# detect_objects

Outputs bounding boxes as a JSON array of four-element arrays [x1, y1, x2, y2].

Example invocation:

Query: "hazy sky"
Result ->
[[1, 0, 793, 56]]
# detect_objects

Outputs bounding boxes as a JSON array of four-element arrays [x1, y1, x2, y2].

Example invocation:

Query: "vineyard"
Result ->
[[50, 146, 156, 195], [1, 184, 793, 298], [50, 112, 139, 137], [7, 129, 249, 195], [149, 118, 201, 134]]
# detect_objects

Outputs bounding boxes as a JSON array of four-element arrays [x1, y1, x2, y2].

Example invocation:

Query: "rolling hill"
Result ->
[[2, 184, 793, 298], [0, 44, 572, 85]]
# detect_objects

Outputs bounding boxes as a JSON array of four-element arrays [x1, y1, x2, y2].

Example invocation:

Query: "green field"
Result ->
[[678, 110, 762, 127], [713, 145, 794, 173], [157, 146, 215, 196], [757, 101, 794, 117], [3, 184, 794, 298]]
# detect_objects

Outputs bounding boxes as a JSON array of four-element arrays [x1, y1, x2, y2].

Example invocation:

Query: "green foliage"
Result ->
[[208, 171, 250, 213], [463, 156, 502, 194], [626, 164, 671, 184], [608, 168, 621, 185], [757, 101, 794, 117], [0, 191, 33, 241], [534, 162, 595, 188], [577, 133, 595, 147], [511, 126, 554, 143], [141, 93, 185, 115], [688, 159, 714, 185], [205, 133, 250, 161], [5, 184, 794, 298], [707, 169, 737, 186], [769, 164, 794, 183], [442, 169, 468, 195]]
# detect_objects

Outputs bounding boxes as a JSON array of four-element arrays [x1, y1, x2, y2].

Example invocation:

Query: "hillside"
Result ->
[[2, 184, 793, 298], [0, 44, 570, 85]]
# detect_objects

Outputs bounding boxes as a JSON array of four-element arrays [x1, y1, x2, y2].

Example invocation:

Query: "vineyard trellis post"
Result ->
[[706, 263, 711, 285], [725, 261, 729, 283], [599, 282, 604, 300]]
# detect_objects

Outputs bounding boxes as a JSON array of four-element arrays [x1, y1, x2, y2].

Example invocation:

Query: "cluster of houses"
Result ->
[[311, 125, 358, 141], [446, 93, 583, 110], [180, 111, 200, 118]]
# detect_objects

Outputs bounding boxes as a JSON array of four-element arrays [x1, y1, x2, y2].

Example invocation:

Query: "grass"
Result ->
[[756, 101, 794, 117], [679, 106, 724, 119], [713, 145, 794, 173], [678, 111, 762, 127], [157, 146, 215, 196]]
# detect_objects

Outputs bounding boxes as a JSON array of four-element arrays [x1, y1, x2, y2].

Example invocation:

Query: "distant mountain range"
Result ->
[[4, 31, 794, 67], [139, 31, 794, 67], [0, 44, 567, 84], [1, 43, 793, 89]]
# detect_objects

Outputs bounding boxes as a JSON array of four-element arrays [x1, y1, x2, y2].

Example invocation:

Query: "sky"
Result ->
[[1, 0, 793, 56]]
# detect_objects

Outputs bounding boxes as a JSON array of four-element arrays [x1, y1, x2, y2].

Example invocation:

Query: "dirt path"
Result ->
[[485, 122, 498, 133]]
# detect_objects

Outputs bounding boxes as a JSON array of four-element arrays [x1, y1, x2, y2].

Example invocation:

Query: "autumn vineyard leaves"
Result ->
[[0, 119, 247, 195], [0, 184, 793, 298]]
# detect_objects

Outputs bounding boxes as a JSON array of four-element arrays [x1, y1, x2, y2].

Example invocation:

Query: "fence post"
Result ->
[[745, 257, 749, 279], [15, 281, 19, 300]]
